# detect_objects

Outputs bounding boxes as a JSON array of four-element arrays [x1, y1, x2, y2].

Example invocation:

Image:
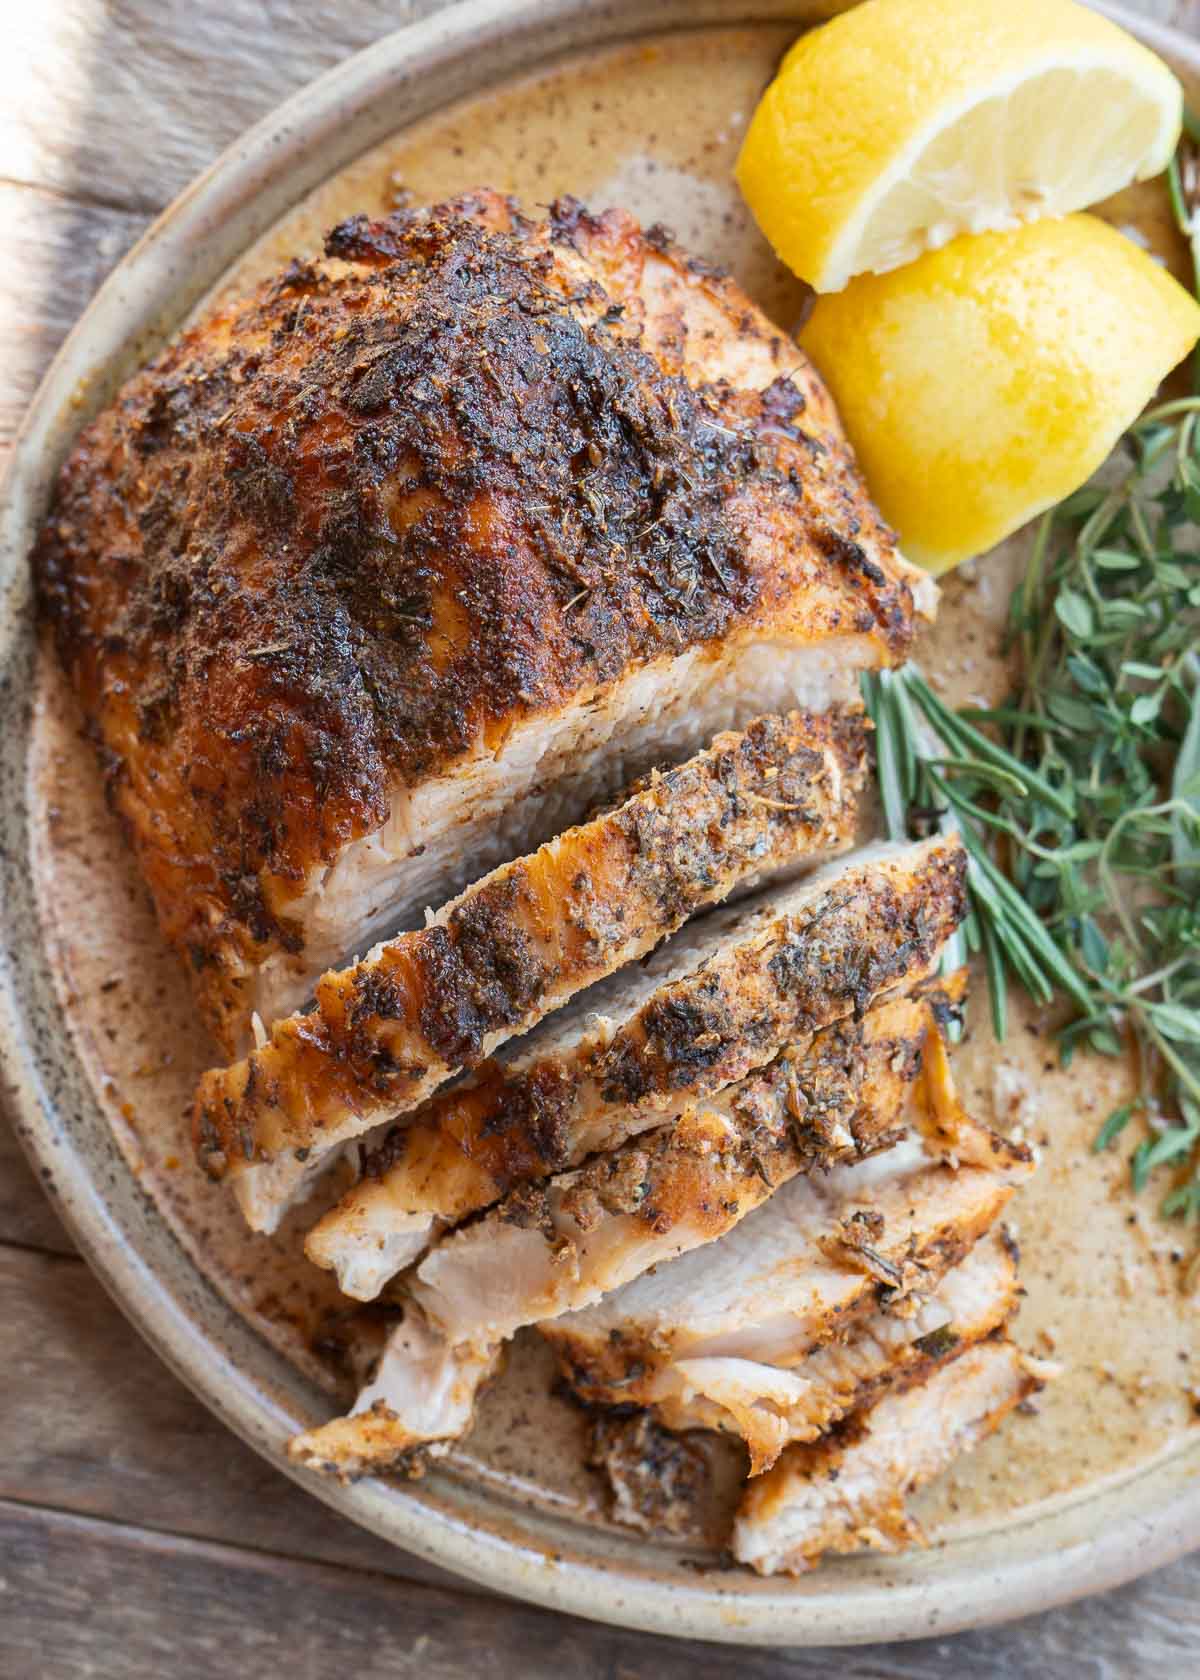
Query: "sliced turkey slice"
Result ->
[[199, 707, 867, 1231], [287, 1303, 498, 1479], [291, 1021, 1025, 1479], [655, 1228, 1019, 1473], [731, 1338, 1046, 1575], [306, 833, 968, 1289], [541, 1114, 1030, 1400]]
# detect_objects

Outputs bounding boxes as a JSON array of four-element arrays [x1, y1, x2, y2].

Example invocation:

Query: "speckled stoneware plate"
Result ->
[[3, 0, 1200, 1646]]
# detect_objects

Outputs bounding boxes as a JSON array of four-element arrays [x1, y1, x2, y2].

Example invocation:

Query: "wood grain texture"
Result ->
[[0, 180, 147, 443], [0, 1243, 480, 1594], [2, 2, 446, 214], [2, 1498, 1199, 1680], [0, 1111, 77, 1256], [2, 0, 1199, 1673]]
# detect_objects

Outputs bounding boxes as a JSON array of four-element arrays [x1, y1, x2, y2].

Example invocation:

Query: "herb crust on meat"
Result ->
[[35, 189, 925, 1051]]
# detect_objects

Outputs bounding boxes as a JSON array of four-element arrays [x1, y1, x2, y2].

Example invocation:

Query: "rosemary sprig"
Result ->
[[863, 129, 1200, 1228]]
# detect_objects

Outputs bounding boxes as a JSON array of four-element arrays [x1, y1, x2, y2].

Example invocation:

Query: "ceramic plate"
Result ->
[[3, 0, 1199, 1645]]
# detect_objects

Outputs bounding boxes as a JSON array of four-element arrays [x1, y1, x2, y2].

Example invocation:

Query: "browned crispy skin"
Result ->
[[359, 838, 966, 1201], [489, 992, 940, 1247], [586, 1412, 711, 1538], [470, 976, 968, 1256], [194, 707, 867, 1184], [400, 982, 970, 1347], [35, 189, 916, 1051]]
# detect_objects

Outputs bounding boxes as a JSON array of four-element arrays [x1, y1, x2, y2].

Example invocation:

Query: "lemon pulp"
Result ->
[[802, 215, 1200, 572], [737, 0, 1182, 292]]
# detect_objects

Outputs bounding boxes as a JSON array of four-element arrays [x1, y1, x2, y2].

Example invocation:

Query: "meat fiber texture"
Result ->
[[196, 707, 868, 1229], [541, 1119, 1031, 1398], [731, 1339, 1045, 1574], [651, 1229, 1019, 1474], [35, 189, 930, 1057], [305, 835, 967, 1286]]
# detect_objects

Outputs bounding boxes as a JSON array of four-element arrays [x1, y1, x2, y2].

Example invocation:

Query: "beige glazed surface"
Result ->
[[8, 1, 1200, 1645]]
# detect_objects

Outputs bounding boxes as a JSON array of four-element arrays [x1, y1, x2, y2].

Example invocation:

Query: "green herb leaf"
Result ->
[[1095, 1102, 1135, 1151], [1173, 680, 1200, 885], [1055, 588, 1094, 639], [1130, 692, 1163, 727], [1147, 1002, 1200, 1043], [863, 127, 1200, 1234]]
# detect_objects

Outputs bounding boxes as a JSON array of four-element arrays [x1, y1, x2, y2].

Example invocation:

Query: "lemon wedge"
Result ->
[[802, 214, 1200, 573], [736, 0, 1182, 293]]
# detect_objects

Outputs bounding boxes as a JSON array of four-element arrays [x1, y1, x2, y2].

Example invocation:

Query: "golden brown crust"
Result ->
[[194, 707, 868, 1179], [491, 986, 953, 1250], [543, 1096, 1030, 1405], [353, 837, 968, 1208], [35, 189, 915, 1050]]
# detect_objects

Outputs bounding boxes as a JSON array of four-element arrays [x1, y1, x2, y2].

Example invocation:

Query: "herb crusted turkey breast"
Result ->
[[196, 706, 868, 1229], [731, 1339, 1045, 1574], [28, 152, 1052, 1561], [35, 189, 928, 1055], [390, 983, 963, 1347], [304, 835, 967, 1291]]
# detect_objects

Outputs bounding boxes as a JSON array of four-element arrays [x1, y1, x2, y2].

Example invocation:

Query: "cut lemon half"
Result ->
[[802, 214, 1200, 573], [737, 0, 1182, 293]]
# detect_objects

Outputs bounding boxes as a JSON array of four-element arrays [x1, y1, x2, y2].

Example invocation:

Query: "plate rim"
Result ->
[[2, 0, 1199, 1646]]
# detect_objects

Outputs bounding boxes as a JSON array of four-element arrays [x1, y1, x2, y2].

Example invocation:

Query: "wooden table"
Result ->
[[4, 3, 1200, 1674]]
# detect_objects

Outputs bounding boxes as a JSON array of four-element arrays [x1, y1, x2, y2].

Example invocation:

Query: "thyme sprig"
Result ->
[[864, 127, 1200, 1226]]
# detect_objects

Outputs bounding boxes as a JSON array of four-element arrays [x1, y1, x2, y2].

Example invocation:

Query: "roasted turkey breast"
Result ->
[[33, 162, 1043, 1543], [400, 984, 962, 1347], [540, 1117, 1031, 1401], [36, 189, 928, 1053], [195, 706, 868, 1228], [305, 835, 967, 1290], [731, 1338, 1045, 1574]]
